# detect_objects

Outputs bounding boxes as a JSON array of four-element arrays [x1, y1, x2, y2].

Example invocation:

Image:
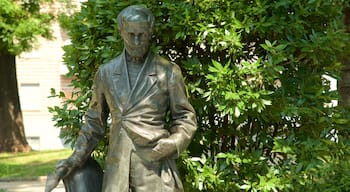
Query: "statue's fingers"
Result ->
[[45, 173, 60, 192]]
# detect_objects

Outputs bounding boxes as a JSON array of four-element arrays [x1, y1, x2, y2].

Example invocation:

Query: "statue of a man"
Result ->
[[47, 5, 197, 192]]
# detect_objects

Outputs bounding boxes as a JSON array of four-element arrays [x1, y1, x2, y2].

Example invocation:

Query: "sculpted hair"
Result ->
[[117, 5, 155, 32]]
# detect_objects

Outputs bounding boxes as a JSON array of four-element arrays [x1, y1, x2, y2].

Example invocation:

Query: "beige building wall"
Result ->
[[16, 20, 69, 150], [16, 0, 85, 150]]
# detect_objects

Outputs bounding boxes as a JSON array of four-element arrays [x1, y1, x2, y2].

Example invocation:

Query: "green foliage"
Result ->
[[50, 0, 350, 191], [0, 0, 53, 55]]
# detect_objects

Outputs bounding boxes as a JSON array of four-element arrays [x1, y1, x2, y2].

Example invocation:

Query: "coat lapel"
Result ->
[[112, 51, 131, 111], [126, 52, 157, 112]]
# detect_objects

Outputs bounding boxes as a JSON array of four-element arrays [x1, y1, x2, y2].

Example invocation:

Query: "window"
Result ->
[[20, 83, 41, 111], [26, 136, 40, 150]]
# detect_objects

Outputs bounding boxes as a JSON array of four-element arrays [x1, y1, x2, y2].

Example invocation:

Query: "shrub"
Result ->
[[50, 1, 350, 191]]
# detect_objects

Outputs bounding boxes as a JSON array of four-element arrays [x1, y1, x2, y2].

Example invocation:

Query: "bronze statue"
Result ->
[[45, 157, 103, 192], [46, 5, 197, 192]]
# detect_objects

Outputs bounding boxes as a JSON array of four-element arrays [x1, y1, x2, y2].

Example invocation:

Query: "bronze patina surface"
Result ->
[[46, 5, 197, 192]]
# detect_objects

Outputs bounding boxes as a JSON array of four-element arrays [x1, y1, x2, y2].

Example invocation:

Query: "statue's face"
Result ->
[[120, 21, 151, 59]]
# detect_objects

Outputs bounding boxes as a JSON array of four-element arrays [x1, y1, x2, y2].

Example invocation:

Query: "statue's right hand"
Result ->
[[55, 158, 75, 179], [45, 158, 74, 192]]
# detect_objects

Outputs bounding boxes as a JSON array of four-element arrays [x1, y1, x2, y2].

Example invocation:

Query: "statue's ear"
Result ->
[[119, 28, 126, 39]]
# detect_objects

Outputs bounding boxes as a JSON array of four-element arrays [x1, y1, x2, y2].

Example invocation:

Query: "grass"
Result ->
[[0, 149, 72, 180]]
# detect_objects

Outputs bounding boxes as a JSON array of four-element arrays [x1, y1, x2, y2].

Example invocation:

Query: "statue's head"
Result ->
[[117, 5, 155, 61]]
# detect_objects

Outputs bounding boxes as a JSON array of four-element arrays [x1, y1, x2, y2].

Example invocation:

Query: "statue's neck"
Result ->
[[125, 53, 145, 64]]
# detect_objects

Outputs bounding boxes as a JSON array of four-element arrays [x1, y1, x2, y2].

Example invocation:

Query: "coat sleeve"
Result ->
[[168, 63, 197, 157], [70, 68, 109, 167]]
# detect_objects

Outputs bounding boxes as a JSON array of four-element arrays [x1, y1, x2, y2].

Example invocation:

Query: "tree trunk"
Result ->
[[0, 53, 31, 152], [339, 7, 350, 107]]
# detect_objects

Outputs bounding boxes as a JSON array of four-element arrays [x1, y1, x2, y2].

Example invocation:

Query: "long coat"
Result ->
[[75, 51, 197, 192]]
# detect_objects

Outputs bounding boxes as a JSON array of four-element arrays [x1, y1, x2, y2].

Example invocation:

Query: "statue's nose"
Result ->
[[133, 35, 141, 46]]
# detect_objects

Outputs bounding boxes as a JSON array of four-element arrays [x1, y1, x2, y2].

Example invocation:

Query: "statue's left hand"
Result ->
[[151, 138, 177, 161]]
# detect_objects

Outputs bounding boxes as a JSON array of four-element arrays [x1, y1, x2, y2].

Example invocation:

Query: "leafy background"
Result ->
[[50, 0, 350, 191]]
